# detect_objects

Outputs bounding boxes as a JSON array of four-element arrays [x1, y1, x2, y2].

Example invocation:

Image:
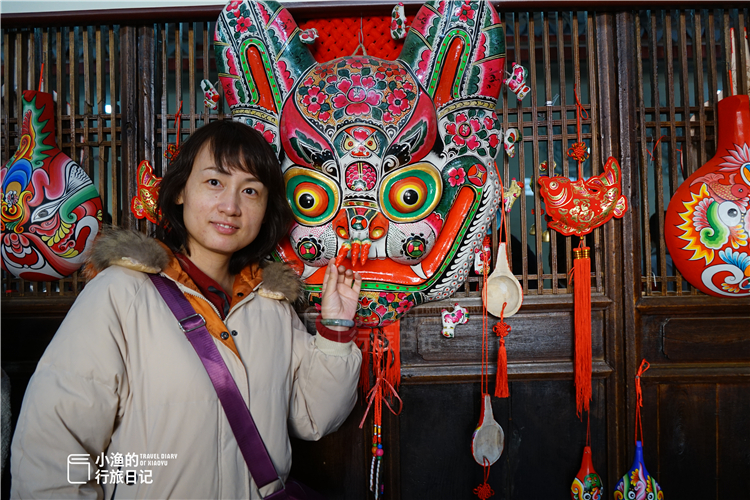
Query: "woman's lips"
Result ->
[[211, 221, 239, 234]]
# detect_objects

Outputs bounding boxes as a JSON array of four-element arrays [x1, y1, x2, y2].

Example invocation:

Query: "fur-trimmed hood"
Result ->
[[85, 227, 302, 302]]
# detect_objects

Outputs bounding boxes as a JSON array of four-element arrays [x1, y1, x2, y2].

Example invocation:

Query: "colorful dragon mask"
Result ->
[[215, 0, 505, 326], [2, 90, 103, 280]]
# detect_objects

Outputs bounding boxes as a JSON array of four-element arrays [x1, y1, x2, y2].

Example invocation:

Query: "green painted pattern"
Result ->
[[427, 29, 471, 98], [239, 39, 282, 111]]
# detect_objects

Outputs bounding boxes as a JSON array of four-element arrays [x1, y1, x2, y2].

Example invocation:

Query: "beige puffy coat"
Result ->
[[10, 231, 362, 499]]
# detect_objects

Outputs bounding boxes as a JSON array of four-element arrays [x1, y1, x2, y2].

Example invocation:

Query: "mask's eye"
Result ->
[[365, 137, 378, 151], [343, 137, 356, 151], [284, 167, 340, 226], [390, 177, 427, 213], [294, 183, 327, 218], [379, 163, 442, 222], [718, 201, 742, 227]]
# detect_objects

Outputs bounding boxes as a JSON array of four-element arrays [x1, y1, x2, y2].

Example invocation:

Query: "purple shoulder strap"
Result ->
[[149, 273, 288, 500]]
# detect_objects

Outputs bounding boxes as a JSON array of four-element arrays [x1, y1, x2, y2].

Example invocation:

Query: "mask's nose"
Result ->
[[333, 209, 389, 267]]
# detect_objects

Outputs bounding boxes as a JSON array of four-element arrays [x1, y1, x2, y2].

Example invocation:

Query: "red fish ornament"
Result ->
[[664, 94, 750, 297], [538, 156, 628, 237], [131, 160, 162, 224]]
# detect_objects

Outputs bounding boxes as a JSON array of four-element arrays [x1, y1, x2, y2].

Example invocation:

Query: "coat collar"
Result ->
[[85, 228, 300, 302]]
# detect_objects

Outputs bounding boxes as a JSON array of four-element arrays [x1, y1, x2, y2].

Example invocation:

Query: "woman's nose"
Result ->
[[217, 190, 241, 215]]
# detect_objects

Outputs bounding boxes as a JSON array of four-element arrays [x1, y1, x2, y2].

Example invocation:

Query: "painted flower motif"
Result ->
[[302, 86, 328, 114], [457, 1, 476, 23], [445, 113, 482, 150], [332, 75, 381, 116], [483, 116, 495, 129], [349, 58, 365, 70], [302, 76, 315, 87], [396, 298, 414, 315], [314, 65, 336, 80], [235, 16, 252, 33], [719, 142, 750, 173], [488, 132, 500, 149], [253, 121, 275, 144], [375, 63, 407, 82], [226, 0, 242, 16], [386, 88, 410, 115], [375, 304, 388, 316], [448, 167, 466, 187], [359, 295, 374, 308]]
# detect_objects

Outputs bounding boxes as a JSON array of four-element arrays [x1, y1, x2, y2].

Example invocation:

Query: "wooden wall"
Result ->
[[2, 3, 749, 499]]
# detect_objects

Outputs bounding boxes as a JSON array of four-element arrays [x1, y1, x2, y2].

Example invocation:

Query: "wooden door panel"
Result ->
[[717, 384, 750, 497]]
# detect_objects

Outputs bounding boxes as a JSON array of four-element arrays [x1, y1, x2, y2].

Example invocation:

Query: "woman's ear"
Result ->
[[175, 191, 184, 205]]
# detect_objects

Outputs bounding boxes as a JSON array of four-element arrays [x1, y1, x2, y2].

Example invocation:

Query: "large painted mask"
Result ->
[[216, 0, 505, 325], [1, 90, 102, 280]]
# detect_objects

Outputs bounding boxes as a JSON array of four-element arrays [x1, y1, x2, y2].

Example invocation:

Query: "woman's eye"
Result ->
[[244, 188, 257, 196], [208, 179, 220, 187]]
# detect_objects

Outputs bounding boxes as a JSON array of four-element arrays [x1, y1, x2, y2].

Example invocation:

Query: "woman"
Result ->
[[10, 120, 362, 499]]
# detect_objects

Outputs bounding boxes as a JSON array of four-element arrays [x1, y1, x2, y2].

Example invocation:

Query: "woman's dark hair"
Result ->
[[156, 120, 293, 274]]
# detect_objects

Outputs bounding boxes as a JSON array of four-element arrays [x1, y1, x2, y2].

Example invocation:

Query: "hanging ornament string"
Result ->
[[566, 85, 594, 419], [567, 84, 590, 180], [473, 457, 495, 500], [359, 327, 403, 500], [164, 101, 183, 162], [634, 359, 650, 445], [481, 255, 490, 397], [492, 177, 511, 398]]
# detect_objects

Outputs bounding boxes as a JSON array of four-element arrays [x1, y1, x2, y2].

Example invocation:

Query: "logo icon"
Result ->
[[67, 454, 91, 484]]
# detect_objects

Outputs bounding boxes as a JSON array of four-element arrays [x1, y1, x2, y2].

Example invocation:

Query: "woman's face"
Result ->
[[177, 143, 268, 269]]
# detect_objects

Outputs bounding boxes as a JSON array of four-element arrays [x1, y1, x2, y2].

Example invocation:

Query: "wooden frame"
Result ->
[[2, 4, 749, 498]]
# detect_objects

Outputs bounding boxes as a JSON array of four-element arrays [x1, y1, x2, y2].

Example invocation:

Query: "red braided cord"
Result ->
[[473, 458, 495, 500], [634, 359, 650, 445]]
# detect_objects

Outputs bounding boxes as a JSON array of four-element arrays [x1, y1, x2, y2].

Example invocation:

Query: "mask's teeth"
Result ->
[[360, 239, 372, 265], [351, 240, 361, 267], [335, 242, 351, 268]]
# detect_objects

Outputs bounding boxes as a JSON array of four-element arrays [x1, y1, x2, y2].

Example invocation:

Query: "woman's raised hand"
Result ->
[[320, 260, 362, 323]]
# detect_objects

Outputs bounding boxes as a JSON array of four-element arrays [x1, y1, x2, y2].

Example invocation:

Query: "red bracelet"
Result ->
[[315, 316, 358, 343]]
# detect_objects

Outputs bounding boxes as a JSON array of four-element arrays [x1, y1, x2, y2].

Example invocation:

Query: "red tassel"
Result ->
[[572, 246, 592, 417], [493, 306, 511, 398]]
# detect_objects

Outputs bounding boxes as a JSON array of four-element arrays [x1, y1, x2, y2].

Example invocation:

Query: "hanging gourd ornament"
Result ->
[[615, 360, 664, 500], [2, 90, 103, 280], [664, 94, 750, 297], [615, 441, 663, 500], [571, 446, 603, 500]]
